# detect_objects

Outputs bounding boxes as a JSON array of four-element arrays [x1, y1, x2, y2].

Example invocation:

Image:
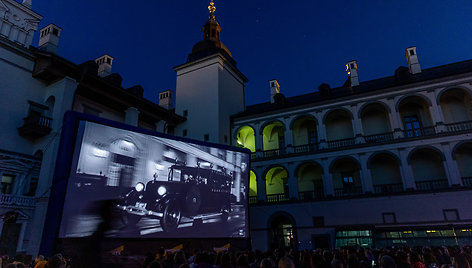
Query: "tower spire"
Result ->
[[208, 1, 216, 21]]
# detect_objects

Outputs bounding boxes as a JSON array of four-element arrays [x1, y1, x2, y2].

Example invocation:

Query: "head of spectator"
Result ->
[[148, 260, 163, 268], [45, 254, 66, 268], [453, 254, 470, 268], [278, 256, 295, 268], [381, 254, 398, 268]]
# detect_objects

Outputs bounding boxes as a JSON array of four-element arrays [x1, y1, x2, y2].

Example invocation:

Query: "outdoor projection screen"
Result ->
[[57, 117, 250, 239]]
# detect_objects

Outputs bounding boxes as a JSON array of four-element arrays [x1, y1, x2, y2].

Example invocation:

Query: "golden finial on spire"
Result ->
[[208, 1, 216, 19]]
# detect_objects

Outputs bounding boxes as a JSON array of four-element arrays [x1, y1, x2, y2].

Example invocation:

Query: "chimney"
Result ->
[[406, 46, 421, 74], [95, 54, 114, 77], [346, 60, 359, 87], [38, 24, 62, 53], [159, 90, 173, 110], [269, 79, 280, 103], [22, 0, 32, 8]]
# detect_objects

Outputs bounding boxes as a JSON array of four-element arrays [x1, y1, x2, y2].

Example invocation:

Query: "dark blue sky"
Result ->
[[33, 0, 472, 106]]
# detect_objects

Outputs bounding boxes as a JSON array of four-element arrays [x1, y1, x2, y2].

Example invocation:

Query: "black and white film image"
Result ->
[[59, 121, 250, 239]]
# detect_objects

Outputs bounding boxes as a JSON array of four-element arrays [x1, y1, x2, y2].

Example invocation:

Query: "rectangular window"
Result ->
[[183, 110, 188, 117], [409, 50, 415, 56], [1, 175, 15, 194], [24, 177, 38, 196], [308, 130, 316, 145], [403, 115, 422, 137], [343, 173, 354, 185], [204, 134, 209, 141], [183, 129, 187, 137]]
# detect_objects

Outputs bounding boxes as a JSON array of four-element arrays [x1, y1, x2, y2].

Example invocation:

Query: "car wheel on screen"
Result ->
[[122, 213, 141, 226], [161, 203, 181, 232]]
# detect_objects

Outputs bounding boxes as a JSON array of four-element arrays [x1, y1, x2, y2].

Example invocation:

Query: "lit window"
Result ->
[[1, 175, 15, 194]]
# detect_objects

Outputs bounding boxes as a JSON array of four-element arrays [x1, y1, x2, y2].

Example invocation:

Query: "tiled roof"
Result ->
[[233, 59, 472, 118]]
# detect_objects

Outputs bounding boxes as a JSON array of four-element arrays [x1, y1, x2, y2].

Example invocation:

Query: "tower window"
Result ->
[[211, 29, 216, 37], [409, 49, 415, 56], [52, 28, 59, 36], [107, 58, 111, 64], [204, 134, 209, 141]]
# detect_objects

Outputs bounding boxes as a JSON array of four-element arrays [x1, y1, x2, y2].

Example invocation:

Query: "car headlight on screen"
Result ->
[[157, 186, 166, 196], [135, 182, 145, 192]]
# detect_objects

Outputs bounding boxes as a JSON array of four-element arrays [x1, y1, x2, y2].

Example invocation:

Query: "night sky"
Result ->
[[32, 0, 472, 106]]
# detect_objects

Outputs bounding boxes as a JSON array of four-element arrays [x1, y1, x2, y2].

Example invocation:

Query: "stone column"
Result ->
[[254, 166, 266, 202], [427, 91, 447, 132], [358, 153, 373, 193], [387, 98, 404, 139], [321, 158, 334, 197], [398, 148, 416, 190], [315, 111, 328, 149], [351, 104, 365, 143], [286, 162, 299, 199], [254, 122, 264, 158], [282, 117, 294, 154], [441, 143, 462, 186]]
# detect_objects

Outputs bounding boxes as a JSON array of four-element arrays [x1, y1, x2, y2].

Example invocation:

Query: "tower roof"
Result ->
[[187, 1, 235, 65]]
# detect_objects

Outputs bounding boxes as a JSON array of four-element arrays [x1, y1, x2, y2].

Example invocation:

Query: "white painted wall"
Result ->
[[175, 54, 246, 144]]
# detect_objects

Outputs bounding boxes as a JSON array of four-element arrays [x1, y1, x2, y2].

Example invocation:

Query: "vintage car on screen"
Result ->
[[117, 163, 233, 232]]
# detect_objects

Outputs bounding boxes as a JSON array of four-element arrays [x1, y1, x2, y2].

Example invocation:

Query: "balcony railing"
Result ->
[[17, 114, 52, 139], [298, 188, 324, 201], [250, 122, 472, 161], [248, 196, 257, 204], [364, 132, 394, 143], [462, 177, 472, 187], [293, 143, 317, 154], [403, 126, 436, 138], [373, 183, 403, 194], [248, 179, 472, 206], [334, 186, 362, 197], [445, 120, 472, 133], [0, 194, 36, 207], [263, 148, 285, 158], [327, 137, 356, 149], [266, 193, 290, 203], [415, 179, 449, 191]]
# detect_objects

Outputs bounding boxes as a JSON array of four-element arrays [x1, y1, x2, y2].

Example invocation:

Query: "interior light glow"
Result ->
[[92, 147, 109, 158]]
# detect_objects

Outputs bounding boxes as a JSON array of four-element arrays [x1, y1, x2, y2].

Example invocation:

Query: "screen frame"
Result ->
[[40, 111, 251, 256]]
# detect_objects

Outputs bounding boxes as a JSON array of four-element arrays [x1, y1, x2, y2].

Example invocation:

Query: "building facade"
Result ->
[[232, 54, 472, 251], [0, 0, 184, 255], [2, 0, 472, 256]]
